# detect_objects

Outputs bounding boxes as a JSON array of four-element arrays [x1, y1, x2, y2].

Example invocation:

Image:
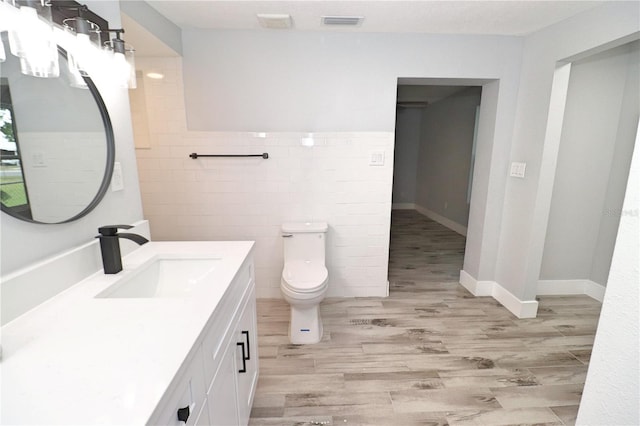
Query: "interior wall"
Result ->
[[576, 118, 640, 425], [181, 30, 523, 133], [0, 0, 144, 274], [132, 2, 637, 315], [492, 1, 639, 301], [391, 107, 421, 206], [590, 42, 639, 285], [540, 42, 639, 286], [134, 57, 393, 298], [177, 30, 524, 297], [414, 87, 481, 230]]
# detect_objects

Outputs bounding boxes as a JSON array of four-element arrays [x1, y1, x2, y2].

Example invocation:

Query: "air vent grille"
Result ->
[[257, 14, 292, 29], [321, 16, 364, 26]]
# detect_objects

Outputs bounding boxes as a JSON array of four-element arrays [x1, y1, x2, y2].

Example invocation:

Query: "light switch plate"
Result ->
[[370, 151, 385, 166], [510, 162, 526, 178], [111, 162, 124, 191], [32, 151, 46, 167]]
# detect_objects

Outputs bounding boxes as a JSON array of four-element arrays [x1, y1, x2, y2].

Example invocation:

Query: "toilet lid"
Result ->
[[282, 261, 328, 292]]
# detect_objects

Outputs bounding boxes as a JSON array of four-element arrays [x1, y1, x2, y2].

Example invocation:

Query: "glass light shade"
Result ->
[[63, 18, 101, 76], [8, 5, 38, 57], [19, 48, 59, 78], [125, 47, 136, 89], [9, 2, 59, 78], [112, 51, 130, 88], [0, 0, 16, 33], [9, 3, 52, 56], [106, 39, 136, 89], [68, 64, 88, 89]]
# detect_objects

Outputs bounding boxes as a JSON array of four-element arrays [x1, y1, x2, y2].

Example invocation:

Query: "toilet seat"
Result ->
[[281, 261, 328, 293]]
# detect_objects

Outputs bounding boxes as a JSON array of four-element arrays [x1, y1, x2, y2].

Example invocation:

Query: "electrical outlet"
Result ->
[[370, 151, 385, 166], [111, 162, 124, 191]]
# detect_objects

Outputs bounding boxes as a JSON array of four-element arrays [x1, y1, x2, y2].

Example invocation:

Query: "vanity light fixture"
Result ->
[[62, 4, 101, 77], [146, 72, 164, 79], [6, 0, 59, 78], [103, 28, 136, 89], [0, 0, 137, 89]]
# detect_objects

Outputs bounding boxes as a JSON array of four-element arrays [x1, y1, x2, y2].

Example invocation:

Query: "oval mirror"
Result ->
[[0, 34, 114, 224]]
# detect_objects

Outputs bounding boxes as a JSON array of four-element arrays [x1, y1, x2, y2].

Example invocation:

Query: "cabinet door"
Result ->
[[148, 349, 206, 426], [194, 398, 210, 426], [207, 342, 240, 426], [235, 285, 259, 425]]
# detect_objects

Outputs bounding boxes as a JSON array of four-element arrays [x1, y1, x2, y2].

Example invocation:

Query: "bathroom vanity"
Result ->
[[1, 241, 258, 425]]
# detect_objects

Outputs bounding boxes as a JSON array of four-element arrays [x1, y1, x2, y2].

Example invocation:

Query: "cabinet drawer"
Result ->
[[148, 349, 206, 426], [201, 259, 253, 388]]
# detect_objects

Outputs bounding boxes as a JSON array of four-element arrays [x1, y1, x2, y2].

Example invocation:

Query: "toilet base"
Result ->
[[289, 304, 323, 344]]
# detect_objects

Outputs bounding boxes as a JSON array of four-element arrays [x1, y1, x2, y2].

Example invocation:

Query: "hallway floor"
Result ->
[[249, 210, 601, 425]]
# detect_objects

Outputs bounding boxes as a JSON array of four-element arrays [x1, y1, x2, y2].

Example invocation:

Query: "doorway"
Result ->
[[389, 81, 482, 291]]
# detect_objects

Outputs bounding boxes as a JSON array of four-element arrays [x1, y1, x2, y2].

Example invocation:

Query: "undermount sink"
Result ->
[[96, 256, 220, 298]]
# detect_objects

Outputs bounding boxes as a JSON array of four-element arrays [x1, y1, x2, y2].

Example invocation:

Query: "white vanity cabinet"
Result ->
[[205, 270, 259, 425], [234, 291, 259, 425], [1, 241, 259, 426], [148, 256, 259, 426]]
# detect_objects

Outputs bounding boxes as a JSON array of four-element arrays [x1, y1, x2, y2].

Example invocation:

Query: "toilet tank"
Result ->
[[282, 222, 328, 263]]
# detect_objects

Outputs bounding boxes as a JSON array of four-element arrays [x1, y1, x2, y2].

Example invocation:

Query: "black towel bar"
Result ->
[[189, 153, 269, 159]]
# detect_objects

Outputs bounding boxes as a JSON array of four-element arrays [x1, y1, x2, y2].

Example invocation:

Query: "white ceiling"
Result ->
[[145, 0, 605, 36]]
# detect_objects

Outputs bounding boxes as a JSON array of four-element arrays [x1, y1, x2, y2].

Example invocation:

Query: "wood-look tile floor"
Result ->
[[249, 210, 601, 426]]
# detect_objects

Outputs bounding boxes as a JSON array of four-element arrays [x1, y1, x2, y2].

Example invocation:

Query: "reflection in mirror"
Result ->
[[0, 81, 32, 220], [0, 33, 114, 224]]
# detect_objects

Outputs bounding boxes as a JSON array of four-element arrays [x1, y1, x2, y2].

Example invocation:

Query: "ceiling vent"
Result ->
[[321, 16, 364, 26], [257, 14, 293, 29]]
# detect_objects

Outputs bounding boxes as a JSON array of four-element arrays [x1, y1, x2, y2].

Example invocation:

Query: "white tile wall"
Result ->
[[133, 57, 393, 298]]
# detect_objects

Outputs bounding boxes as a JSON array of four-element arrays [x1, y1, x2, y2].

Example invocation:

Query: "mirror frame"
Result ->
[[1, 46, 115, 224]]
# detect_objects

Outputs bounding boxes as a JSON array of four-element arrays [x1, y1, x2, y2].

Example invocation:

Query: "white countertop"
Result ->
[[0, 241, 254, 425]]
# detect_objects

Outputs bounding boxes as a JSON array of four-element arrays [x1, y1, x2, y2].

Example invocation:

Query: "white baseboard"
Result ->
[[392, 203, 416, 210], [537, 279, 605, 303], [491, 282, 539, 319], [459, 270, 493, 296], [459, 270, 539, 319], [584, 281, 606, 302], [414, 205, 467, 236]]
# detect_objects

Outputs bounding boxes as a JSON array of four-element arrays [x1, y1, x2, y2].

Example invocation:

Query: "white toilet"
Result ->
[[280, 222, 329, 344]]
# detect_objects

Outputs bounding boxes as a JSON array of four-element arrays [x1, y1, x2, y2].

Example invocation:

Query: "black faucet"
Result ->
[[96, 225, 149, 274]]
